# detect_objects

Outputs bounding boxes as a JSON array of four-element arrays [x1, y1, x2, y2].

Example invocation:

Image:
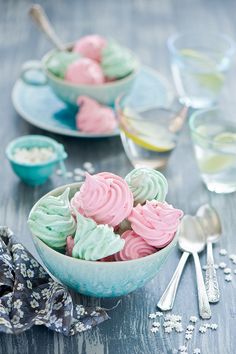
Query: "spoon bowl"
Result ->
[[178, 215, 206, 253], [196, 204, 222, 243]]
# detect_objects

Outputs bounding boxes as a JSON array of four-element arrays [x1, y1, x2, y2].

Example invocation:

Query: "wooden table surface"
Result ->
[[1, 1, 236, 353]]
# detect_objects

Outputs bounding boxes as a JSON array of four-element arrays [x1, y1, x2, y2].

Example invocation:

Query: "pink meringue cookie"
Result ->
[[76, 96, 118, 134], [65, 58, 105, 84], [66, 235, 74, 257], [114, 230, 157, 261], [128, 201, 183, 248], [73, 34, 107, 62], [71, 172, 134, 227]]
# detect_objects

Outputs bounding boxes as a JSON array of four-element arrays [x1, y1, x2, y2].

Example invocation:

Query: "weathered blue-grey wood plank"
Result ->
[[0, 0, 236, 353]]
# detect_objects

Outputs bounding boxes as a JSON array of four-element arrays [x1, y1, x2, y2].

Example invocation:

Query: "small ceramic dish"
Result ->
[[20, 44, 140, 106], [6, 135, 67, 186], [29, 183, 178, 298]]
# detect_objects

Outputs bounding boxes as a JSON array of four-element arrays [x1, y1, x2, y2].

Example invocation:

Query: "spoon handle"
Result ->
[[157, 251, 189, 311], [205, 241, 220, 303], [193, 252, 211, 319], [29, 4, 65, 50]]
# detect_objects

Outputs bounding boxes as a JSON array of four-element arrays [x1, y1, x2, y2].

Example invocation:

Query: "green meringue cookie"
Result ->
[[125, 168, 168, 205], [101, 41, 138, 79], [28, 188, 76, 250], [72, 213, 125, 261], [46, 51, 80, 78]]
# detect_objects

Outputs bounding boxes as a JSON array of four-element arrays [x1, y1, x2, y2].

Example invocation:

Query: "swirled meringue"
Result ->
[[28, 188, 76, 250], [114, 230, 157, 261], [101, 41, 138, 79], [128, 200, 183, 248], [73, 34, 107, 62], [72, 213, 125, 261], [65, 58, 105, 84], [71, 172, 134, 227], [46, 51, 80, 78], [125, 168, 168, 205], [76, 96, 117, 134]]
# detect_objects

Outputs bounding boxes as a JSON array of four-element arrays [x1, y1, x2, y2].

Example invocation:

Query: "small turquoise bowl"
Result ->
[[6, 135, 67, 186], [29, 183, 178, 298]]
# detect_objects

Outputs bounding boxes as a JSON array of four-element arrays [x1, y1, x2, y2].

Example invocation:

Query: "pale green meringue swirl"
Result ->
[[72, 213, 125, 261], [28, 188, 76, 250], [46, 51, 79, 78], [101, 41, 138, 79], [125, 168, 168, 205]]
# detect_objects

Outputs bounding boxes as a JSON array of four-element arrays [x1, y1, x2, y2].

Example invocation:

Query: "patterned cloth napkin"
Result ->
[[0, 226, 109, 335]]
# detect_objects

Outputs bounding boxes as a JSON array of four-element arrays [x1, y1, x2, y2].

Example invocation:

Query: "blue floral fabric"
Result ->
[[0, 226, 109, 335]]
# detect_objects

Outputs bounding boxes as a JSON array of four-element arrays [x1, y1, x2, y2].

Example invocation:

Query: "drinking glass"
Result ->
[[116, 95, 188, 170], [168, 32, 235, 109], [189, 108, 236, 193]]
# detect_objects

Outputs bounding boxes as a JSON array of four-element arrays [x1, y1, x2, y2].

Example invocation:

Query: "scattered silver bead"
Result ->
[[83, 162, 93, 170], [219, 249, 227, 256]]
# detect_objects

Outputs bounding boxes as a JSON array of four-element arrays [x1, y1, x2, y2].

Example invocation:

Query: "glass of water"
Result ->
[[116, 95, 188, 170], [189, 108, 236, 193], [168, 32, 235, 109]]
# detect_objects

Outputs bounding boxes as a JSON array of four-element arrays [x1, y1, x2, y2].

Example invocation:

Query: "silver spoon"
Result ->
[[29, 4, 66, 51], [196, 204, 222, 303], [158, 215, 211, 319]]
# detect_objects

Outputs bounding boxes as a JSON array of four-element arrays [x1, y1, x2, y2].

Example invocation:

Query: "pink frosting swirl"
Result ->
[[114, 230, 157, 261], [128, 201, 183, 248], [65, 58, 104, 84], [73, 35, 107, 62], [71, 172, 134, 227], [66, 235, 74, 257], [76, 96, 117, 134]]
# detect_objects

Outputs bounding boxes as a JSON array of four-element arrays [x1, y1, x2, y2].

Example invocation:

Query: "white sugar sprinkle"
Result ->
[[152, 322, 160, 327], [149, 313, 157, 319], [83, 162, 93, 170], [190, 316, 198, 323], [219, 249, 227, 256], [211, 323, 218, 330], [179, 346, 187, 352], [185, 333, 192, 340], [193, 349, 201, 354], [214, 264, 219, 269], [219, 262, 226, 269], [164, 327, 172, 333], [150, 327, 159, 333], [66, 171, 73, 178], [199, 326, 207, 333], [202, 265, 207, 271], [234, 269, 236, 274], [13, 146, 55, 164], [155, 311, 163, 317], [187, 325, 194, 331], [174, 323, 183, 332], [56, 169, 63, 176], [224, 268, 231, 274], [74, 175, 83, 182], [229, 254, 236, 260], [225, 274, 232, 282]]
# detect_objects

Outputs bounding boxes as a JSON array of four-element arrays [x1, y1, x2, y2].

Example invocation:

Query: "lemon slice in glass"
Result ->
[[214, 132, 236, 144], [122, 128, 176, 152], [180, 48, 225, 93], [198, 154, 235, 174]]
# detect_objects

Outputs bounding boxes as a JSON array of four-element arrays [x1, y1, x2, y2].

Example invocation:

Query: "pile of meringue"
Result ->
[[46, 34, 138, 84], [28, 168, 183, 262]]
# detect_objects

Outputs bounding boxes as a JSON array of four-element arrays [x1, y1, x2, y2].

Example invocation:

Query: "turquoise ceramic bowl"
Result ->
[[21, 44, 140, 107], [6, 135, 67, 186], [29, 183, 178, 298]]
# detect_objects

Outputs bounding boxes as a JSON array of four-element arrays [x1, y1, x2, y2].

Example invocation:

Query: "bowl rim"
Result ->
[[5, 134, 66, 167], [29, 182, 178, 266], [41, 42, 141, 89]]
